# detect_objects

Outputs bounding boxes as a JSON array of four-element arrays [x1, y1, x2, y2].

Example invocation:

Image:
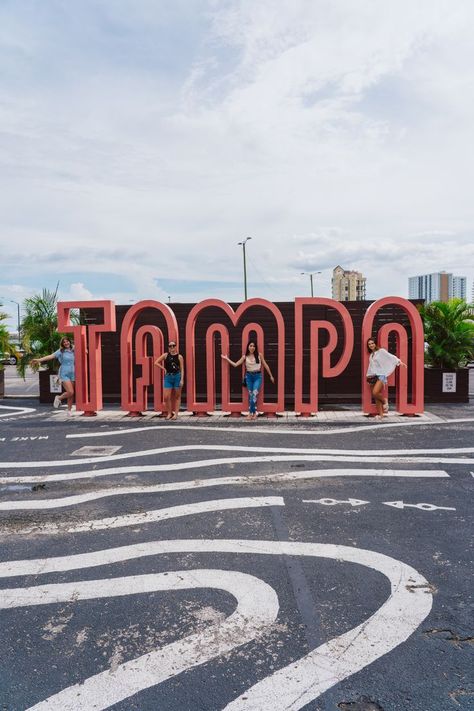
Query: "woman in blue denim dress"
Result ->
[[32, 337, 75, 416], [221, 341, 274, 420]]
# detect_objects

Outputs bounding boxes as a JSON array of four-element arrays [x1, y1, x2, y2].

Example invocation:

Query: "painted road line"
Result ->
[[303, 498, 370, 507], [1, 442, 474, 468], [2, 496, 284, 536], [0, 469, 449, 510], [6, 569, 278, 711], [383, 500, 457, 511], [64, 416, 474, 439], [0, 463, 451, 486], [0, 404, 36, 418], [0, 539, 432, 711]]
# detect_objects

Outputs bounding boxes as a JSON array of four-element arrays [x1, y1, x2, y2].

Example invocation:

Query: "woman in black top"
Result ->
[[155, 342, 184, 420]]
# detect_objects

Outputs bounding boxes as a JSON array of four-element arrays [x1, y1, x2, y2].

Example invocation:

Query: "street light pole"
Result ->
[[300, 271, 321, 297], [238, 237, 252, 301]]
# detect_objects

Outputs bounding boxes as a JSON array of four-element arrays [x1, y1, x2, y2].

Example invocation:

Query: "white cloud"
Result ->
[[0, 0, 473, 308]]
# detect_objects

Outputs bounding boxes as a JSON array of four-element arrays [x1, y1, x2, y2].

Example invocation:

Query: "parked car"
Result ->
[[0, 349, 24, 365]]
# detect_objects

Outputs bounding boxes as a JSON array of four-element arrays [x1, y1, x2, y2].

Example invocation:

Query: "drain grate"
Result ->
[[70, 445, 122, 457]]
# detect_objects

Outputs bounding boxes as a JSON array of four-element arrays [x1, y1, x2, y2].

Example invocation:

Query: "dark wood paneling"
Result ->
[[424, 368, 469, 403], [91, 300, 425, 407]]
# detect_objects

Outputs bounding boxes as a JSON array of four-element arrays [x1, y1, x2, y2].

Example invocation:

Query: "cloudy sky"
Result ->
[[1, 0, 473, 329]]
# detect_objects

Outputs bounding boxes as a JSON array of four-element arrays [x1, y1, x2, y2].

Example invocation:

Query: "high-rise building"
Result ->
[[408, 272, 467, 303], [332, 266, 366, 301], [453, 276, 467, 300]]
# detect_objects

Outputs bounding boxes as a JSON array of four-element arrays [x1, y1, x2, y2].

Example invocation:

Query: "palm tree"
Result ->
[[17, 285, 64, 378], [420, 298, 474, 369]]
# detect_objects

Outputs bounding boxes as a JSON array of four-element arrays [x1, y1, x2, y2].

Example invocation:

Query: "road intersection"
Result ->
[[0, 403, 472, 710]]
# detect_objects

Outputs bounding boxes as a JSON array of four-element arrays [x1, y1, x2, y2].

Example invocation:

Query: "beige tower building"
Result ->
[[332, 265, 366, 301]]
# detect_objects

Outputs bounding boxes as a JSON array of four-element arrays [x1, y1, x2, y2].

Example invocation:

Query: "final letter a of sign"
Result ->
[[294, 298, 354, 414], [57, 301, 116, 415], [361, 297, 424, 415]]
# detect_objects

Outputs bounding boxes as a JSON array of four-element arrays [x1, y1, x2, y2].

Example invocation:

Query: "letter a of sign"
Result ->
[[57, 301, 116, 415]]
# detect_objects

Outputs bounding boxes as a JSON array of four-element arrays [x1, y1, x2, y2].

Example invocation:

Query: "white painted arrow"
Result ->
[[303, 497, 369, 507], [383, 501, 456, 512]]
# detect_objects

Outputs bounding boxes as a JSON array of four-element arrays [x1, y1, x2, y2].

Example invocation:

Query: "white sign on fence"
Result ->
[[442, 372, 456, 393], [49, 375, 62, 394]]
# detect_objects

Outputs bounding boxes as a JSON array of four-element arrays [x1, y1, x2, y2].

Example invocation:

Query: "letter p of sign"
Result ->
[[294, 298, 354, 414], [57, 301, 116, 415]]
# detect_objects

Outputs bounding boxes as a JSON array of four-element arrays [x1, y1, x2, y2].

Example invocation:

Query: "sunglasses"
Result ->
[[168, 343, 176, 347]]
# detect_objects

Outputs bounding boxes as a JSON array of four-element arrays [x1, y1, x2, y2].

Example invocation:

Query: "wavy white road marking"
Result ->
[[4, 569, 278, 711], [0, 469, 449, 510], [0, 455, 457, 485], [65, 416, 474, 438], [1, 539, 432, 710], [1, 442, 473, 469], [2, 496, 283, 536], [0, 455, 459, 485], [0, 404, 36, 418]]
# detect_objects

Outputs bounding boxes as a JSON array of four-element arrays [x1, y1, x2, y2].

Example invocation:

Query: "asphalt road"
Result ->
[[0, 407, 472, 711]]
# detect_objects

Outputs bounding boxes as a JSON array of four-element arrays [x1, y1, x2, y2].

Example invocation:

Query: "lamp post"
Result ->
[[300, 271, 321, 298], [0, 297, 21, 345], [238, 237, 252, 301]]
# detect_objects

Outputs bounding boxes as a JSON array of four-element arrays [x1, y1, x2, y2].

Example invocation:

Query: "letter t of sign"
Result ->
[[57, 301, 116, 415]]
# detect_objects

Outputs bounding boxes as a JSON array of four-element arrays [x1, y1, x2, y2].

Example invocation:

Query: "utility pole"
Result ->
[[238, 237, 252, 301], [0, 297, 21, 345]]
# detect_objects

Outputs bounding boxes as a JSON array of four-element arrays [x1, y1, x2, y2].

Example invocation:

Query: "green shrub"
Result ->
[[420, 298, 474, 369]]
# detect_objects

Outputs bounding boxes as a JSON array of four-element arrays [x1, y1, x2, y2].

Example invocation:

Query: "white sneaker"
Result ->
[[53, 396, 61, 409], [66, 410, 72, 417]]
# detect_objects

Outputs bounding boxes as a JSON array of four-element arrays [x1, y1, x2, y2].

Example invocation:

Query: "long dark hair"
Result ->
[[366, 337, 379, 354], [60, 336, 74, 352], [245, 340, 260, 362]]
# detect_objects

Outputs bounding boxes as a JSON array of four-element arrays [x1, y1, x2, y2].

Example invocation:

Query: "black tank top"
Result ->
[[165, 353, 181, 374]]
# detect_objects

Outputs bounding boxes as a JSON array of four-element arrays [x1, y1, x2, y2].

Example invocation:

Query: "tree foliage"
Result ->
[[420, 298, 474, 369], [17, 286, 64, 378], [0, 307, 15, 371]]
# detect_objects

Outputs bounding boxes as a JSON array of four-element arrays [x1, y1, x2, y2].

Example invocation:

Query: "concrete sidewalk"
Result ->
[[6, 402, 470, 426]]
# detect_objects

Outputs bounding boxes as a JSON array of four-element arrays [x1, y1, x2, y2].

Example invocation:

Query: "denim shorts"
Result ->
[[60, 368, 75, 382], [164, 372, 182, 388], [376, 374, 388, 385]]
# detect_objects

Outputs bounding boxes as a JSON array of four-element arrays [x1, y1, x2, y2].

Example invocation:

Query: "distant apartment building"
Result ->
[[453, 276, 467, 300], [408, 271, 467, 303], [332, 266, 366, 301]]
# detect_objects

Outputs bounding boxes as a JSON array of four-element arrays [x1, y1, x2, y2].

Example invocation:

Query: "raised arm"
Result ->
[[221, 354, 245, 368], [260, 354, 275, 383], [30, 353, 57, 366]]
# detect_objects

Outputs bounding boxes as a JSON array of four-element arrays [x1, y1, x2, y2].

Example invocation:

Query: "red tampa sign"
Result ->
[[57, 296, 424, 416]]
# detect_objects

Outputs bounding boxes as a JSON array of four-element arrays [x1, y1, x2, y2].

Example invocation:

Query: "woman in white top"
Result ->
[[366, 338, 406, 420], [221, 341, 274, 420]]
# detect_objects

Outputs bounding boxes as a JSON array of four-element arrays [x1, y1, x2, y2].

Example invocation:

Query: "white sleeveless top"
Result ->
[[245, 355, 261, 372], [367, 348, 400, 377]]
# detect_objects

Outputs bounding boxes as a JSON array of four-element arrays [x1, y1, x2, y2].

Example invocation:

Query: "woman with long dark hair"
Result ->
[[221, 340, 274, 420], [31, 336, 75, 416], [366, 337, 406, 420], [154, 341, 184, 420]]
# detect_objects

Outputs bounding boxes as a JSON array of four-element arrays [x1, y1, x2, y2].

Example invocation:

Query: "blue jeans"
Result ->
[[245, 372, 262, 414]]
